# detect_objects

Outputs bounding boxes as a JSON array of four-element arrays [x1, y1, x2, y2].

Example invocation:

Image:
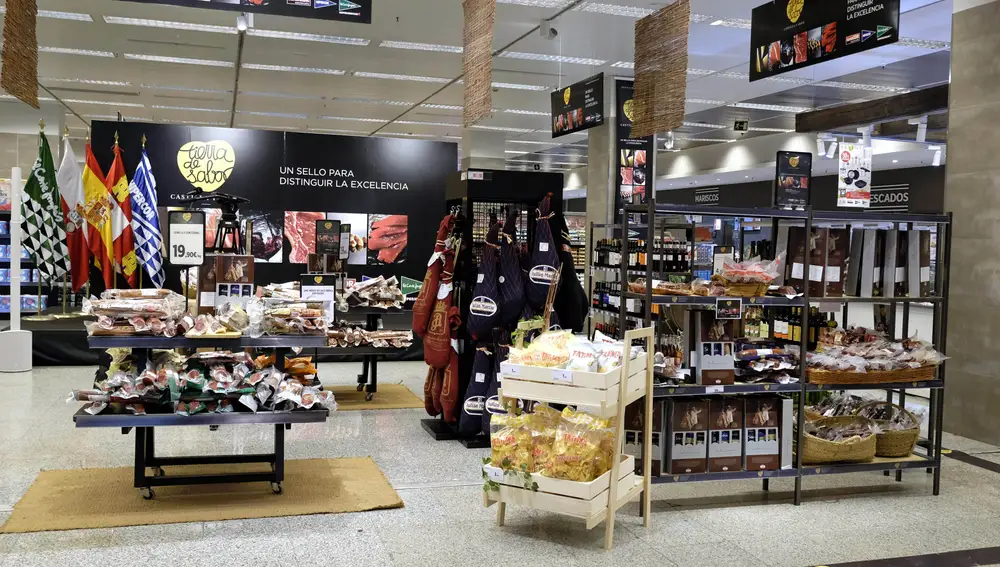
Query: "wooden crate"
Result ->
[[485, 470, 642, 523], [499, 356, 647, 389], [499, 370, 646, 419], [483, 455, 635, 501]]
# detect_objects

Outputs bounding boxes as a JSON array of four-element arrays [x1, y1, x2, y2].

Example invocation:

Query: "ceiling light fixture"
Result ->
[[248, 29, 369, 46], [506, 140, 558, 146], [749, 127, 795, 133], [240, 91, 322, 100], [243, 63, 344, 74], [611, 61, 634, 69], [353, 71, 451, 83], [378, 40, 463, 53], [0, 94, 56, 103], [706, 17, 752, 29], [685, 138, 734, 143], [83, 114, 142, 121], [472, 125, 537, 133], [238, 110, 309, 119], [320, 116, 389, 123], [574, 2, 653, 18], [42, 77, 131, 87], [683, 121, 727, 129], [335, 98, 413, 106], [126, 53, 232, 67], [896, 37, 950, 50], [826, 141, 838, 159], [499, 51, 606, 65], [932, 150, 942, 166], [160, 119, 228, 126], [496, 0, 573, 8], [421, 103, 463, 110], [309, 128, 369, 135], [503, 108, 549, 116], [63, 99, 145, 108], [142, 84, 232, 94], [152, 105, 229, 113], [686, 98, 726, 105], [395, 120, 460, 127], [238, 124, 301, 131], [817, 138, 826, 157], [103, 16, 235, 34], [491, 81, 549, 91], [731, 102, 812, 113], [40, 46, 115, 58]]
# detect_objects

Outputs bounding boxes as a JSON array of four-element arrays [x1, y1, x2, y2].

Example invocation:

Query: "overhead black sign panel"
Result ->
[[118, 0, 372, 24], [749, 0, 899, 82], [774, 151, 812, 209], [551, 73, 604, 138], [613, 78, 654, 223]]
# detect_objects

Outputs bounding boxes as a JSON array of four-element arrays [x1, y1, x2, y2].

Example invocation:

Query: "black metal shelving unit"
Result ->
[[619, 200, 951, 505]]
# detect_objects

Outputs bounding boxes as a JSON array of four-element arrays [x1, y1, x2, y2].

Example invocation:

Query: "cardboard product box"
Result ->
[[666, 399, 710, 474], [807, 228, 826, 297], [825, 228, 849, 297], [907, 229, 932, 298], [744, 396, 780, 471], [623, 399, 663, 476], [845, 228, 864, 297], [215, 255, 255, 309], [780, 397, 793, 470], [708, 398, 744, 473], [892, 229, 908, 297], [697, 312, 735, 385], [786, 226, 806, 293]]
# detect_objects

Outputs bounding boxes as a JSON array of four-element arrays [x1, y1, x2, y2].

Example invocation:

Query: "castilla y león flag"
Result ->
[[56, 137, 90, 292], [105, 143, 138, 288]]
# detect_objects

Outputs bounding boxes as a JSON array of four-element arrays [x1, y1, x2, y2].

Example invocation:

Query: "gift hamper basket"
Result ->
[[801, 415, 878, 464], [854, 401, 921, 458]]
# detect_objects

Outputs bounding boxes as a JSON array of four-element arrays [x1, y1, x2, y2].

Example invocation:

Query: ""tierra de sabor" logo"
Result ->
[[178, 140, 236, 192]]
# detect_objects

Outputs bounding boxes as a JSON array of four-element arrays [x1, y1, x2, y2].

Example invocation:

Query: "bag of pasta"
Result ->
[[543, 407, 605, 482], [527, 405, 561, 473], [490, 413, 533, 472]]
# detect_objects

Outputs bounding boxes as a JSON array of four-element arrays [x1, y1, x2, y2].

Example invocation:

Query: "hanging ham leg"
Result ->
[[423, 247, 456, 369], [412, 215, 453, 338]]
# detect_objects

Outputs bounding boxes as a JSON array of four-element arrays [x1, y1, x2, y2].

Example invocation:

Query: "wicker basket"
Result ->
[[807, 365, 937, 385], [710, 275, 769, 297], [854, 401, 920, 458], [801, 416, 877, 464], [804, 408, 824, 422]]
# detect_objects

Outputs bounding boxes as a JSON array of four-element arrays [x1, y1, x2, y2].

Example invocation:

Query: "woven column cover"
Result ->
[[1, 0, 39, 109], [462, 0, 496, 126], [630, 0, 690, 139]]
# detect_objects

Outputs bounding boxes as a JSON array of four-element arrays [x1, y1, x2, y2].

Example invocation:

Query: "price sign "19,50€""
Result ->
[[167, 211, 206, 266]]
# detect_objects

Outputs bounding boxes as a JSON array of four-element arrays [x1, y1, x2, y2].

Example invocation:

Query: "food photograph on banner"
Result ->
[[550, 73, 604, 138], [614, 78, 653, 217]]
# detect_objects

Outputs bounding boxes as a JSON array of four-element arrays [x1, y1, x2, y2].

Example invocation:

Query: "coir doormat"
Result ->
[[326, 383, 424, 411], [1, 457, 402, 533]]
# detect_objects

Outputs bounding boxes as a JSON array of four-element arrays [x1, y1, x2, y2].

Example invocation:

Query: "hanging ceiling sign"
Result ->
[[837, 144, 873, 208], [749, 0, 899, 82], [117, 0, 372, 24], [551, 73, 605, 138], [774, 151, 812, 209]]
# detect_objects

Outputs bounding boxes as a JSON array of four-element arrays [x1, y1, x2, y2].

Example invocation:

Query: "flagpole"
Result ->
[[24, 120, 55, 321]]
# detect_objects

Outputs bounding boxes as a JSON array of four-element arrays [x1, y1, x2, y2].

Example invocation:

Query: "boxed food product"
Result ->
[[0, 295, 9, 312], [0, 269, 8, 283], [623, 399, 663, 476], [0, 220, 8, 234], [781, 397, 793, 469], [665, 399, 709, 474], [825, 228, 849, 297], [907, 229, 932, 298], [0, 245, 8, 259], [744, 396, 780, 471], [19, 269, 32, 283], [697, 312, 735, 385], [708, 398, 744, 473]]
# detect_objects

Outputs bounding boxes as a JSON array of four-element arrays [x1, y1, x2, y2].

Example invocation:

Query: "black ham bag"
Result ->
[[459, 346, 492, 435], [482, 343, 508, 435], [497, 209, 526, 328], [525, 195, 559, 310], [553, 214, 588, 333], [467, 223, 501, 341]]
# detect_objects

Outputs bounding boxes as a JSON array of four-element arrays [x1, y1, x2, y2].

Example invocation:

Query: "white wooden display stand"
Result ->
[[0, 167, 32, 373], [483, 327, 655, 550]]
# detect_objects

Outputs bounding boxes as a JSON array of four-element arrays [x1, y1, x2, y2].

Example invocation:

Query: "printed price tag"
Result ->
[[477, 273, 484, 283], [705, 385, 725, 394], [496, 372, 503, 383], [500, 363, 520, 376], [551, 369, 573, 384], [168, 211, 205, 266], [475, 372, 486, 383], [484, 466, 504, 482]]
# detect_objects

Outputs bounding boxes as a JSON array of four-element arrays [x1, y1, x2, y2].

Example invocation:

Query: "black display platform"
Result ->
[[0, 312, 100, 366]]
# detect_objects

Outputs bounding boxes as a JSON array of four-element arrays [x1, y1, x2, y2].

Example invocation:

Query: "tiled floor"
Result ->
[[2, 361, 1000, 566]]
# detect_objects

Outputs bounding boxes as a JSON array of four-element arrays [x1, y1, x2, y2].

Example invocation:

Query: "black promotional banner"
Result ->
[[117, 0, 372, 24], [749, 0, 900, 82], [774, 151, 812, 208], [551, 73, 605, 138], [91, 121, 455, 290], [614, 78, 654, 223]]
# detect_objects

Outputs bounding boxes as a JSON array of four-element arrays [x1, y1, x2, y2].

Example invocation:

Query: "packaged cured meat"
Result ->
[[441, 347, 460, 422], [424, 366, 440, 417], [413, 215, 454, 338], [482, 347, 506, 435], [525, 195, 559, 311], [423, 248, 458, 370], [497, 209, 526, 328], [467, 223, 501, 341], [459, 346, 492, 435]]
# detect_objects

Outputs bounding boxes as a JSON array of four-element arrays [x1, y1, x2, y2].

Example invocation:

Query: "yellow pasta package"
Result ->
[[490, 413, 533, 471], [542, 408, 605, 482], [528, 405, 561, 473]]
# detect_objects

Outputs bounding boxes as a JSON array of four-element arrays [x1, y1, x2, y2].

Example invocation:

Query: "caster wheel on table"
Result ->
[[151, 467, 165, 477], [356, 384, 364, 392], [271, 482, 283, 495], [140, 488, 155, 500], [365, 392, 374, 402]]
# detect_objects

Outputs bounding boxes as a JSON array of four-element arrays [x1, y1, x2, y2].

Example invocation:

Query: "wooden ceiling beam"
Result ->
[[795, 85, 950, 133]]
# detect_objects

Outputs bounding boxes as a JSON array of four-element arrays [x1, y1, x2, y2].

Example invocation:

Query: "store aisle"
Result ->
[[3, 362, 1000, 566]]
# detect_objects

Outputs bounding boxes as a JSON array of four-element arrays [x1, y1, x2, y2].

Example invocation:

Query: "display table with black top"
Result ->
[[81, 334, 331, 499], [321, 307, 410, 401]]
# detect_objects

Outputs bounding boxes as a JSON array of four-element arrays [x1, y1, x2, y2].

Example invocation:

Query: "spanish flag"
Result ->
[[105, 142, 138, 289], [82, 143, 114, 289]]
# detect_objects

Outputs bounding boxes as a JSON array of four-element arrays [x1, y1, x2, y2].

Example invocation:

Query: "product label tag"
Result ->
[[484, 465, 504, 482], [705, 385, 724, 394], [475, 372, 486, 383], [464, 396, 485, 415], [552, 369, 573, 384], [539, 242, 549, 252], [477, 273, 484, 283], [500, 363, 519, 376], [470, 296, 498, 317], [529, 265, 557, 285]]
